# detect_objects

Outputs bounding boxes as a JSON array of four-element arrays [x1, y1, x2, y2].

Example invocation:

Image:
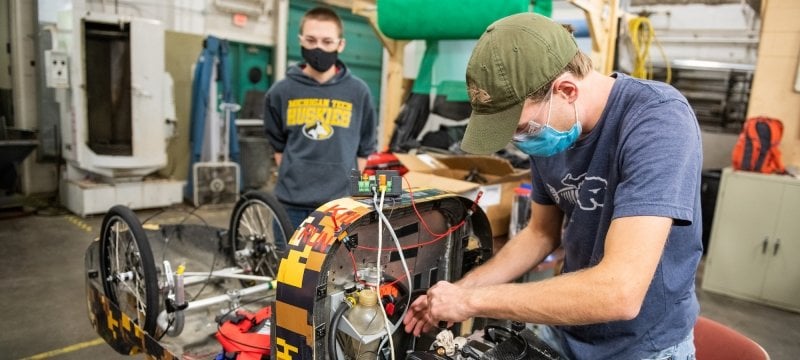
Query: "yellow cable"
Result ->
[[629, 16, 652, 80], [628, 16, 671, 83], [654, 35, 672, 84]]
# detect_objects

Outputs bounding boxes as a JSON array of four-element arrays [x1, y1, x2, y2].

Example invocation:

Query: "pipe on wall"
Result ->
[[273, 0, 288, 81], [10, 0, 58, 194]]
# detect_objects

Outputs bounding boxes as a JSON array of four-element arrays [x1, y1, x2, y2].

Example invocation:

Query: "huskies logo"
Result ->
[[303, 121, 333, 140], [286, 98, 353, 141], [546, 173, 607, 211]]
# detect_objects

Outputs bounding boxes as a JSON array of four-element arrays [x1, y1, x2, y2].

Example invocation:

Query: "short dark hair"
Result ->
[[300, 7, 344, 38]]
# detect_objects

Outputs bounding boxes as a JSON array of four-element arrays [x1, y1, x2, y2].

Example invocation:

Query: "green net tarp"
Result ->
[[377, 0, 530, 40], [411, 41, 438, 94]]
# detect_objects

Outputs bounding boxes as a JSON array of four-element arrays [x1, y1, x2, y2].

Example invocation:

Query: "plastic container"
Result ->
[[346, 289, 385, 336], [346, 289, 385, 359]]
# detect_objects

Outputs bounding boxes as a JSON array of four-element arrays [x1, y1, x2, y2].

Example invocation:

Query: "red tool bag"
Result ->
[[364, 151, 408, 176], [216, 306, 272, 360], [731, 116, 787, 174]]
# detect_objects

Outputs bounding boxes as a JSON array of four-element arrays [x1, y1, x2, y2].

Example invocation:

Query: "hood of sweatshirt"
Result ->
[[286, 60, 351, 86]]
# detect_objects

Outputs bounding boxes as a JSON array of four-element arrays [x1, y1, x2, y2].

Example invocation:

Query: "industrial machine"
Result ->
[[85, 183, 562, 359], [55, 9, 183, 216]]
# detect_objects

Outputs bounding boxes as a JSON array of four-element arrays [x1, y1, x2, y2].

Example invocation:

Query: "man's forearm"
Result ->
[[459, 226, 558, 288], [274, 152, 282, 167], [460, 202, 562, 288], [465, 265, 631, 325], [463, 216, 672, 326]]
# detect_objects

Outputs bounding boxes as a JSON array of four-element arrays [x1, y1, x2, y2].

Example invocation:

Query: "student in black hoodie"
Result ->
[[264, 7, 378, 230]]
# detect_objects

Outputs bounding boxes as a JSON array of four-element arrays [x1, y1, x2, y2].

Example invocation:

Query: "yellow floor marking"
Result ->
[[18, 338, 106, 359], [63, 215, 93, 233], [142, 223, 161, 231]]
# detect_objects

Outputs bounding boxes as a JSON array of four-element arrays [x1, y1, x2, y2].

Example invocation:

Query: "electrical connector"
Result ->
[[342, 234, 358, 251], [378, 174, 387, 192], [349, 169, 402, 197]]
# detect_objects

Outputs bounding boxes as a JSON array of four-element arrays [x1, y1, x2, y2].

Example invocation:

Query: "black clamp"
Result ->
[[165, 298, 189, 313], [342, 234, 358, 252]]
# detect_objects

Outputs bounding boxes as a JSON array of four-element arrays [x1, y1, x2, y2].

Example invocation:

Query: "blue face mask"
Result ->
[[512, 94, 581, 157]]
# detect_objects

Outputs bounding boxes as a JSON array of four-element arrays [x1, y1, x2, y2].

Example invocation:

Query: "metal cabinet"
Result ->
[[703, 168, 800, 312]]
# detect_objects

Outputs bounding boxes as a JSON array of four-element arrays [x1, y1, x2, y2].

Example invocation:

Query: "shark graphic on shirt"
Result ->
[[546, 172, 607, 211]]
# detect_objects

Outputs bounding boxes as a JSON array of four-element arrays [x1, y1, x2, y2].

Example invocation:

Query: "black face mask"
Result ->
[[301, 46, 338, 72]]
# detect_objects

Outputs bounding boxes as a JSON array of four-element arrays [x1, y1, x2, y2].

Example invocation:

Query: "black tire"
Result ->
[[229, 191, 293, 283], [99, 205, 159, 335]]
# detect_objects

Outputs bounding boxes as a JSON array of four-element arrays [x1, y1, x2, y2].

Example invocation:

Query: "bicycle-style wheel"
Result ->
[[229, 191, 293, 282], [99, 205, 159, 335]]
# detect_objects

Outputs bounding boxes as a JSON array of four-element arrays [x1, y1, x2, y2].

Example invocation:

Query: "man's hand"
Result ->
[[427, 281, 473, 324], [403, 281, 473, 336], [403, 294, 435, 336]]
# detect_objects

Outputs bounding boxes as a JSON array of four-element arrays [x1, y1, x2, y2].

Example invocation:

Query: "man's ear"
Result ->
[[554, 78, 578, 102], [337, 38, 346, 53]]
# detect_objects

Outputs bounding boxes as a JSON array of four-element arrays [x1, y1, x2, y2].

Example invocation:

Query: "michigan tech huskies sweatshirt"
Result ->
[[263, 61, 377, 208]]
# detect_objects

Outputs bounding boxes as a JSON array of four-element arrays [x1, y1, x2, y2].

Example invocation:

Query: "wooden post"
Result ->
[[569, 0, 620, 75], [351, 0, 407, 150], [380, 41, 406, 150]]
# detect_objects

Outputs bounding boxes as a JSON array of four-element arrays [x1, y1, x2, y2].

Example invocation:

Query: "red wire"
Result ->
[[386, 273, 408, 288], [356, 220, 464, 251], [403, 176, 448, 237], [332, 214, 340, 232], [356, 176, 471, 251], [348, 251, 360, 282]]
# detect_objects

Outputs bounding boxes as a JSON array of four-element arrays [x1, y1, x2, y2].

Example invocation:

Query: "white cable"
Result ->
[[375, 198, 413, 335], [371, 189, 383, 354], [369, 183, 417, 360], [376, 188, 397, 360]]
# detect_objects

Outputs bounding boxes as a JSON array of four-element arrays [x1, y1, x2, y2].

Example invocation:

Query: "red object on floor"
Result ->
[[216, 306, 272, 360]]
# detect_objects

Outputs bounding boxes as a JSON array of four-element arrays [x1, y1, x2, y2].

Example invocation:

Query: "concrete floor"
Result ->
[[1, 202, 799, 359]]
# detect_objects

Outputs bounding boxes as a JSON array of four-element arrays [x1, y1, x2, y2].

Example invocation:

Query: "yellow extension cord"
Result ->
[[628, 16, 672, 83]]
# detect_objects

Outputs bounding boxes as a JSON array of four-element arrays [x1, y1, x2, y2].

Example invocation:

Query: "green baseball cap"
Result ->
[[461, 13, 579, 155]]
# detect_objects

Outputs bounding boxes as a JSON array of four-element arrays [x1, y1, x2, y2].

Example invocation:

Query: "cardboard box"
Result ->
[[395, 153, 529, 237]]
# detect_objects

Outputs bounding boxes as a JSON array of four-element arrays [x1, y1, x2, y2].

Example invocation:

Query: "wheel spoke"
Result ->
[[255, 204, 268, 236], [251, 205, 264, 234], [243, 204, 258, 236], [114, 221, 121, 276], [237, 211, 251, 251], [266, 253, 279, 278]]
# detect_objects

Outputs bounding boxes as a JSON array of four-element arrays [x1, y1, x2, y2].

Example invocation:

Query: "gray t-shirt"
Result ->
[[530, 73, 703, 359]]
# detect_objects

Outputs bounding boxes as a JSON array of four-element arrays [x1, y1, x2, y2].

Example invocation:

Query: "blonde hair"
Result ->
[[528, 51, 594, 102]]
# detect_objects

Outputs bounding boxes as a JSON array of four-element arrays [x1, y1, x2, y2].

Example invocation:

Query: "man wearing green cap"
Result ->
[[403, 13, 701, 359]]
